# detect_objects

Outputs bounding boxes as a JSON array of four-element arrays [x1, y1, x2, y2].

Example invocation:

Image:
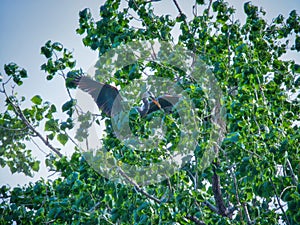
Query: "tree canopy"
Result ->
[[0, 0, 300, 224]]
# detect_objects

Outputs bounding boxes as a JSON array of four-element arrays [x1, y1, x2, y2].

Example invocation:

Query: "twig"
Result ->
[[219, 145, 250, 222], [150, 43, 157, 61], [242, 202, 252, 224], [89, 202, 101, 213], [279, 186, 297, 203], [30, 137, 48, 155], [227, 24, 231, 71], [0, 124, 28, 132], [231, 167, 251, 223], [192, 1, 198, 17], [172, 0, 183, 16], [269, 178, 291, 225], [206, 0, 213, 17], [286, 159, 298, 185], [118, 168, 161, 204]]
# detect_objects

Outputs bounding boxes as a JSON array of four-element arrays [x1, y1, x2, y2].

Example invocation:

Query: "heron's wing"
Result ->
[[74, 76, 123, 116], [148, 95, 180, 114]]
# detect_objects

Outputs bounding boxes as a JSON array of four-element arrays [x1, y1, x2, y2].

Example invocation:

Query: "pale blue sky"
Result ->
[[0, 1, 299, 186]]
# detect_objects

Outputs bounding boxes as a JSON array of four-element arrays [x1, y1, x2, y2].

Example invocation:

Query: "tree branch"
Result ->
[[186, 214, 206, 225], [118, 168, 161, 204], [3, 84, 63, 158], [203, 200, 219, 213], [286, 158, 298, 185], [206, 0, 213, 17], [172, 0, 184, 16], [212, 164, 227, 216], [270, 178, 291, 225]]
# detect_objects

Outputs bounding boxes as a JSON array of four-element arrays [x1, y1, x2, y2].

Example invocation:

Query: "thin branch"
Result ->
[[100, 215, 114, 225], [242, 203, 252, 225], [64, 131, 80, 149], [286, 159, 298, 185], [150, 43, 157, 61], [203, 200, 219, 214], [269, 178, 291, 225], [3, 84, 63, 158], [30, 137, 48, 155], [89, 202, 101, 213], [206, 0, 213, 17], [226, 22, 232, 71], [2, 76, 12, 86], [232, 167, 251, 223], [192, 1, 198, 17], [0, 124, 29, 132], [118, 168, 161, 204], [60, 71, 74, 101], [185, 214, 206, 225], [219, 145, 251, 222], [172, 0, 184, 16], [228, 86, 238, 96]]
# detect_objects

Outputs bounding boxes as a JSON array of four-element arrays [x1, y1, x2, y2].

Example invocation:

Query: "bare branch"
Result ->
[[30, 137, 48, 155], [286, 159, 298, 185], [192, 1, 198, 17], [280, 186, 297, 200], [206, 0, 213, 17], [172, 0, 184, 16]]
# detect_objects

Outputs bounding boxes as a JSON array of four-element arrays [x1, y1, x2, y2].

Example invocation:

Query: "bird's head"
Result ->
[[141, 91, 162, 109]]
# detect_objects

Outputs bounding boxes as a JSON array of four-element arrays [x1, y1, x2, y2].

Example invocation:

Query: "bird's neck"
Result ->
[[138, 98, 150, 117]]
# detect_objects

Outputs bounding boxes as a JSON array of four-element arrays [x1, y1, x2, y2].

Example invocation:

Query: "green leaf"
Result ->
[[32, 161, 40, 172], [295, 35, 300, 52], [79, 8, 91, 19], [19, 69, 27, 78], [47, 133, 55, 140], [224, 132, 240, 143], [52, 42, 63, 51], [46, 75, 53, 80], [41, 46, 52, 58], [295, 76, 300, 86], [4, 63, 18, 76], [57, 133, 68, 145], [62, 99, 76, 112], [31, 95, 43, 105], [196, 0, 204, 4], [45, 119, 59, 132], [176, 14, 186, 22], [50, 104, 57, 113]]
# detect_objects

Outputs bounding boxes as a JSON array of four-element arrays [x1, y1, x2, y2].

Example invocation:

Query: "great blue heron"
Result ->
[[72, 75, 180, 117]]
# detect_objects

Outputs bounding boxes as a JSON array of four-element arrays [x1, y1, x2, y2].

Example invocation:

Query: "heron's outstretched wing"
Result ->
[[74, 76, 123, 116], [148, 95, 180, 114]]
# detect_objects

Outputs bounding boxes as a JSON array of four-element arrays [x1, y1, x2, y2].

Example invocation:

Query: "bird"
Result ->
[[71, 75, 180, 117]]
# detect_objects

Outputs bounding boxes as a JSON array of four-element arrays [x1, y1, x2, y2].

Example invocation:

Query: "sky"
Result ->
[[0, 0, 299, 187]]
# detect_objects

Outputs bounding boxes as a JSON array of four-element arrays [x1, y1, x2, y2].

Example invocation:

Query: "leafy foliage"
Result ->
[[1, 0, 299, 224]]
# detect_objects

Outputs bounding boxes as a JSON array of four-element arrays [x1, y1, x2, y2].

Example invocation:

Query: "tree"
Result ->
[[1, 0, 300, 224]]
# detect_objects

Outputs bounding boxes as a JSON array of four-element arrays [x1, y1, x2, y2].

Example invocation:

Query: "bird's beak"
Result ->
[[150, 96, 162, 109]]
